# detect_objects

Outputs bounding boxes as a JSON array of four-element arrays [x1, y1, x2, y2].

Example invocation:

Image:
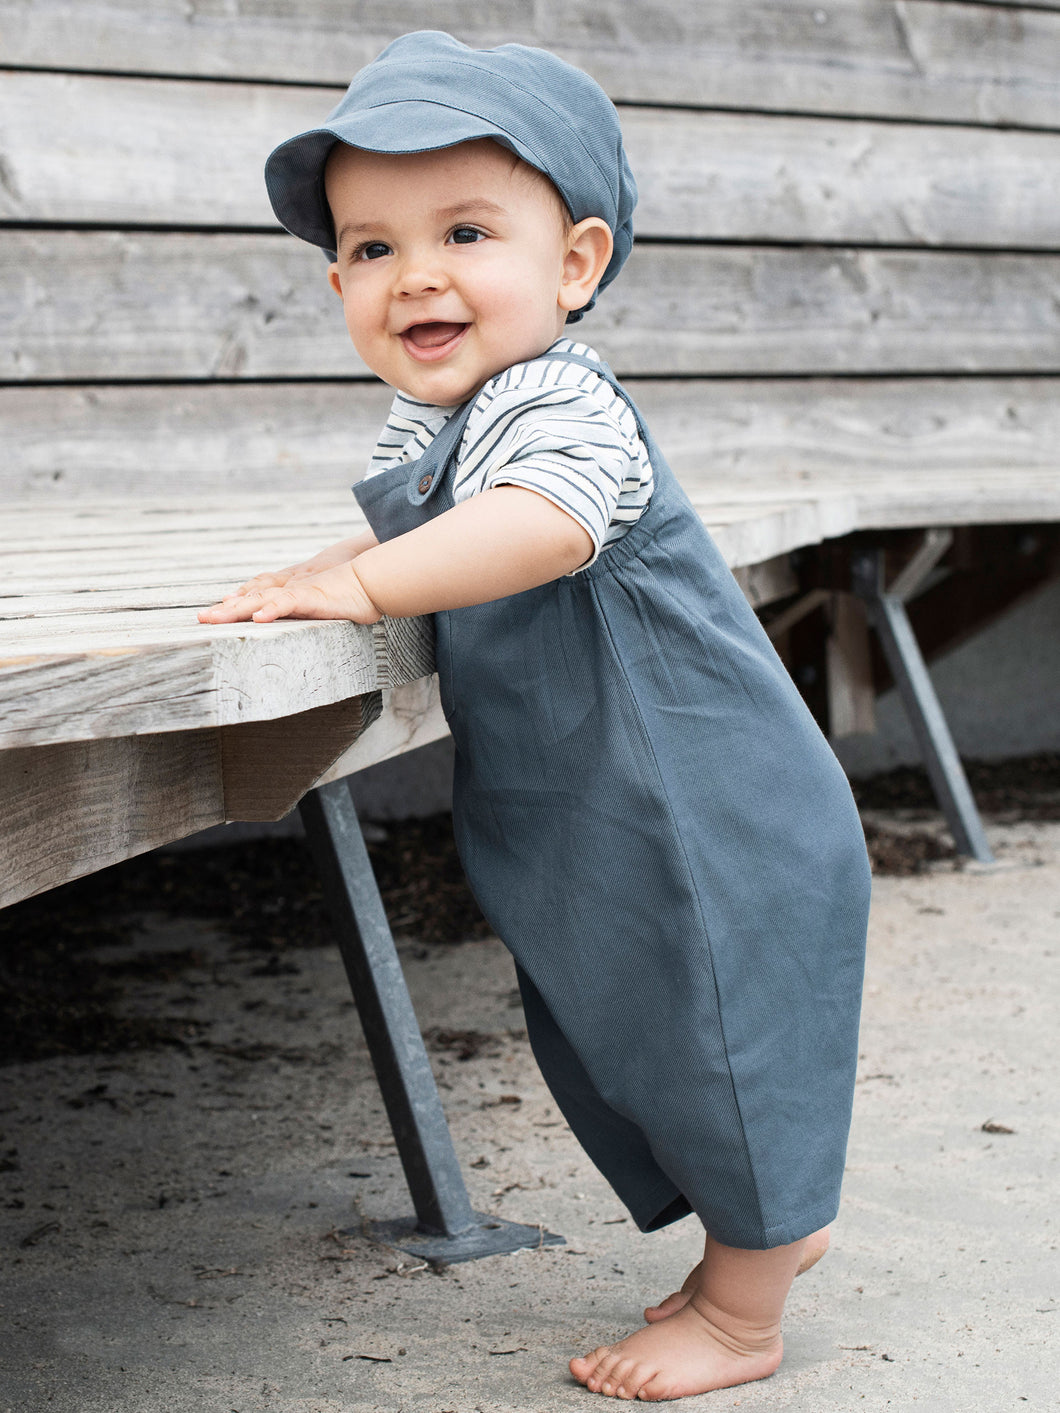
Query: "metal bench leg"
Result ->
[[298, 777, 564, 1262], [852, 545, 994, 863]]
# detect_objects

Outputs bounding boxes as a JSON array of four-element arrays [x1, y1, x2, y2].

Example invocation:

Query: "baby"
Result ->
[[201, 32, 871, 1401]]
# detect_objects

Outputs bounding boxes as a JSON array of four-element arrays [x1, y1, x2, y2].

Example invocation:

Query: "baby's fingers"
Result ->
[[199, 566, 376, 625], [250, 592, 293, 623], [250, 583, 332, 622], [198, 590, 272, 623]]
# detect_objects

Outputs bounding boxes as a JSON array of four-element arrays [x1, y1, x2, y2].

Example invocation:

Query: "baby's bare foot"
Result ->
[[643, 1227, 830, 1324], [570, 1294, 783, 1401]]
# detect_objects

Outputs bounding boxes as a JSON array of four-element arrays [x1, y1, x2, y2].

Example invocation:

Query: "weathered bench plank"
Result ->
[[0, 568, 434, 751], [0, 382, 393, 495], [1, 730, 222, 904], [0, 497, 375, 535], [0, 622, 371, 743], [4, 378, 1059, 499], [3, 0, 1058, 127], [3, 74, 1058, 248], [5, 441, 1059, 757], [2, 545, 327, 586], [8, 232, 1060, 380], [0, 691, 386, 907], [0, 504, 840, 610]]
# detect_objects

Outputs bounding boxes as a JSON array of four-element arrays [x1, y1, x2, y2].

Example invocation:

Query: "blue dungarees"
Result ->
[[354, 348, 871, 1249]]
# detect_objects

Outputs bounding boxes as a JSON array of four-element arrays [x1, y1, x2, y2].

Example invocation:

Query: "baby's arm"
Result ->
[[198, 488, 592, 625]]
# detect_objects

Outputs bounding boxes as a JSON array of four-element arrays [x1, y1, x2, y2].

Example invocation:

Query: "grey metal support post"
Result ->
[[298, 777, 564, 1262], [852, 544, 994, 864]]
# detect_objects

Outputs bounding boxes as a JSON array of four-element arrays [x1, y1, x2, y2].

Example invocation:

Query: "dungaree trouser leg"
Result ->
[[354, 351, 871, 1249]]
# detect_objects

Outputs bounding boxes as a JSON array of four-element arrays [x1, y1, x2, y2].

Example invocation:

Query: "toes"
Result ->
[[601, 1358, 646, 1400], [591, 1351, 628, 1394], [570, 1345, 613, 1390]]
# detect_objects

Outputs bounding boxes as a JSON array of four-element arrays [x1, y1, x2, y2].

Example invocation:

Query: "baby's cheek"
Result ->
[[342, 289, 382, 348]]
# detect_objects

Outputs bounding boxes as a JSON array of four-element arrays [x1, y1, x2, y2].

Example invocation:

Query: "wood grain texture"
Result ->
[[827, 592, 877, 737], [4, 378, 1059, 499], [371, 614, 436, 690], [731, 555, 800, 610], [3, 73, 1059, 248], [3, 442, 1058, 750], [0, 694, 388, 902], [0, 606, 435, 749], [0, 382, 393, 497], [219, 693, 382, 820], [0, 731, 222, 907], [9, 232, 1060, 380], [2, 1, 1058, 126], [0, 489, 436, 749], [626, 106, 1060, 248], [0, 681, 451, 905], [0, 631, 334, 745]]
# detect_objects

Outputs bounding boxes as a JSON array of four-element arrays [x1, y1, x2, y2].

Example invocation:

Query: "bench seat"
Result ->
[[4, 452, 1058, 907]]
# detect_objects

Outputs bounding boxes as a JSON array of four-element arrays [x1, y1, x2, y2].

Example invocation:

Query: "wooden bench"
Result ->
[[4, 0, 1060, 1256]]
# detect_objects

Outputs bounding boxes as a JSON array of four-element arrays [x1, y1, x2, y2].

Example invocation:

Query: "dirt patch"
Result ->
[[853, 752, 1060, 875], [423, 1027, 508, 1062], [860, 821, 957, 876], [0, 900, 204, 1064], [0, 819, 488, 1067], [850, 751, 1060, 820]]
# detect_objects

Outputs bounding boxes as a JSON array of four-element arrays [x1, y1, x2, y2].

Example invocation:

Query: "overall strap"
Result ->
[[402, 393, 478, 512]]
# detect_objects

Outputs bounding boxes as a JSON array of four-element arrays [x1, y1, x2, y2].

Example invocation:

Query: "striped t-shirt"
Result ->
[[362, 338, 653, 571]]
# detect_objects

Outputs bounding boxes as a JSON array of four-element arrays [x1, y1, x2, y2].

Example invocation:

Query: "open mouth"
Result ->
[[399, 321, 469, 360]]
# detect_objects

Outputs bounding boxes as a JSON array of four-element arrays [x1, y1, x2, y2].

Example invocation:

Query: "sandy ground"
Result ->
[[1, 819, 1057, 1412]]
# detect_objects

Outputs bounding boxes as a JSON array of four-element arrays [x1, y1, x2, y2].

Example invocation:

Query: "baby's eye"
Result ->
[[449, 226, 486, 245], [356, 241, 392, 261]]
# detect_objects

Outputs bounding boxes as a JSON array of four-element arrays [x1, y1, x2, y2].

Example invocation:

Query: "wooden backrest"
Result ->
[[3, 0, 1059, 498]]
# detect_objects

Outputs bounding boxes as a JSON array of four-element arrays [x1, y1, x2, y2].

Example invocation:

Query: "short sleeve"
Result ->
[[455, 376, 641, 568]]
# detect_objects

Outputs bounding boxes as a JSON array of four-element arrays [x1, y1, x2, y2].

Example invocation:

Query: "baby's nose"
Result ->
[[395, 253, 448, 297]]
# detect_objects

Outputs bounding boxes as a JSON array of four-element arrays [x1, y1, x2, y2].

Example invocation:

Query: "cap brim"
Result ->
[[264, 102, 541, 258]]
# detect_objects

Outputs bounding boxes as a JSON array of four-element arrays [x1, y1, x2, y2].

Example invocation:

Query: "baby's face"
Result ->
[[325, 140, 578, 406]]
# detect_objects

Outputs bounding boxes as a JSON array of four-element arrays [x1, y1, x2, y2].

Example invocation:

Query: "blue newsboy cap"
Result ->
[[264, 30, 637, 321]]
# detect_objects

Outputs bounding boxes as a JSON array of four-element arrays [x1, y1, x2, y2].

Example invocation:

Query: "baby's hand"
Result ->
[[198, 562, 382, 625]]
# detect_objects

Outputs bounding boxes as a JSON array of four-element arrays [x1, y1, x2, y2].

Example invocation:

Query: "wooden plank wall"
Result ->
[[2, 0, 1059, 499]]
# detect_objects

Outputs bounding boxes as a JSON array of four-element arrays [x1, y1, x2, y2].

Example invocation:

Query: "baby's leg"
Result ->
[[570, 1231, 805, 1402], [643, 1224, 830, 1323]]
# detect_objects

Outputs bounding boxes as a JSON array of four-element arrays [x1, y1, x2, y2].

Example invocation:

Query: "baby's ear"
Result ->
[[559, 219, 613, 316], [327, 262, 343, 297]]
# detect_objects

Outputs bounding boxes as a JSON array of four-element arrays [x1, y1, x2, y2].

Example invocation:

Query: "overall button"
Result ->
[[417, 474, 433, 495]]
